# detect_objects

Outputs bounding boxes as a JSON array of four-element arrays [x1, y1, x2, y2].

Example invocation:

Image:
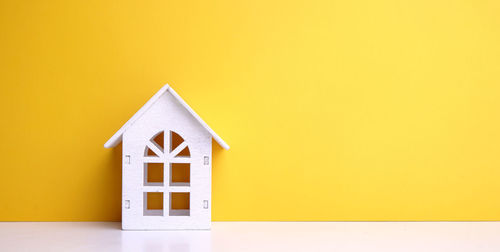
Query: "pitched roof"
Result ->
[[104, 84, 230, 149]]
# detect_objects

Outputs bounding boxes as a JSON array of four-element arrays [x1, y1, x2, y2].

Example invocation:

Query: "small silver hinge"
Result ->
[[204, 156, 209, 165]]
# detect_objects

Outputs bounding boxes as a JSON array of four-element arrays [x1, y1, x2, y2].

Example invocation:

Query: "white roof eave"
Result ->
[[104, 84, 230, 150]]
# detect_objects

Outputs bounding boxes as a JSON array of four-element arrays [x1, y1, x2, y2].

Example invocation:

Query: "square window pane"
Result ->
[[169, 192, 190, 216], [144, 163, 164, 186], [170, 163, 190, 186], [143, 192, 164, 216]]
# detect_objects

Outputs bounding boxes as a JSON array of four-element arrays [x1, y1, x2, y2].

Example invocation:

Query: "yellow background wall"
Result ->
[[1, 0, 499, 221]]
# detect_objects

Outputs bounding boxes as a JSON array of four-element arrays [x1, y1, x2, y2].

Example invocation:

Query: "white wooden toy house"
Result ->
[[104, 84, 229, 230]]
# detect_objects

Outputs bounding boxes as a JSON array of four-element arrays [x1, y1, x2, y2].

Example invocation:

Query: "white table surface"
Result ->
[[0, 222, 499, 252]]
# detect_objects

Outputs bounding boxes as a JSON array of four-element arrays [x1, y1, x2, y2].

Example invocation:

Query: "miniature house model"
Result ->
[[104, 84, 229, 230]]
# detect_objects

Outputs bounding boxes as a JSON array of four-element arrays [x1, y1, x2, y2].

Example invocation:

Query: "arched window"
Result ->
[[143, 130, 191, 216]]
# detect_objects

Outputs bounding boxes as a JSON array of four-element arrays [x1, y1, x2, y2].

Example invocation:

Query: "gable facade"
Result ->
[[121, 90, 213, 230]]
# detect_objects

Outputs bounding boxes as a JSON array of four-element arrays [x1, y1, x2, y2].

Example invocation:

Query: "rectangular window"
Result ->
[[169, 192, 190, 216], [144, 163, 164, 186], [170, 163, 190, 186], [143, 192, 164, 216]]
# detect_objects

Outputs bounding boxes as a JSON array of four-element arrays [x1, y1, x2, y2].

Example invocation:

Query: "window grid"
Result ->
[[143, 130, 191, 216]]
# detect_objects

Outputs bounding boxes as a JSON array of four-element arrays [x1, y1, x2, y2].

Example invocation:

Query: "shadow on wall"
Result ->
[[212, 139, 225, 173], [211, 138, 228, 220], [104, 143, 123, 221]]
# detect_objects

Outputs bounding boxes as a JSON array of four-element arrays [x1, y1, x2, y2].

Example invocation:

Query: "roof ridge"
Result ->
[[104, 84, 229, 149]]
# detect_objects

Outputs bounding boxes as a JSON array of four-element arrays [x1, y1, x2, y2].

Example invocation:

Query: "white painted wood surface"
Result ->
[[122, 90, 212, 230], [104, 84, 229, 150], [104, 85, 229, 230], [0, 222, 499, 252]]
